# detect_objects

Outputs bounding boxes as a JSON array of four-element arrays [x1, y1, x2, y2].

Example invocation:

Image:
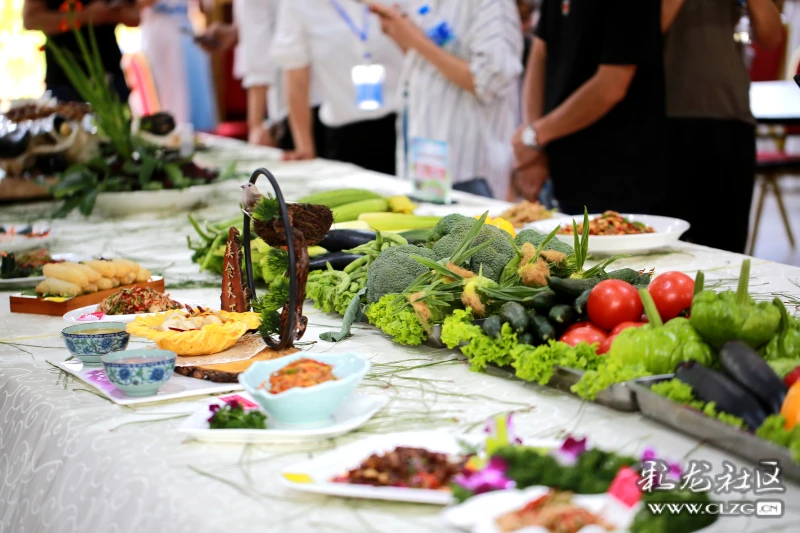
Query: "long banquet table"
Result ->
[[2, 136, 799, 533]]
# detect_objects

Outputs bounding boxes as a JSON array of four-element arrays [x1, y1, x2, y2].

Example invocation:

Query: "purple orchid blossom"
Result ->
[[550, 436, 587, 466], [641, 447, 682, 480], [454, 456, 516, 495]]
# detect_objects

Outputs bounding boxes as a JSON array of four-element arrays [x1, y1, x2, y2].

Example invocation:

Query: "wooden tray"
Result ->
[[0, 175, 56, 202], [175, 347, 298, 383], [9, 276, 165, 316]]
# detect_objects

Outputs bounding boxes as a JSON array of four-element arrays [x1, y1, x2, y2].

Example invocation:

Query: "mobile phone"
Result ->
[[180, 27, 220, 49]]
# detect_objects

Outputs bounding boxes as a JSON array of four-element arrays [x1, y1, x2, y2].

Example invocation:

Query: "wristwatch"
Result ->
[[521, 124, 541, 150]]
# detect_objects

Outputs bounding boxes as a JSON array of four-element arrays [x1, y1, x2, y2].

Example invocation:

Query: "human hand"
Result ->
[[368, 2, 424, 52], [281, 148, 315, 162], [248, 125, 275, 147], [201, 22, 238, 52], [511, 123, 543, 170], [514, 155, 550, 203]]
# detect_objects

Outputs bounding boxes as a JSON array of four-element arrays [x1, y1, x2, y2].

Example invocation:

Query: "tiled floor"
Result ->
[[750, 174, 800, 266]]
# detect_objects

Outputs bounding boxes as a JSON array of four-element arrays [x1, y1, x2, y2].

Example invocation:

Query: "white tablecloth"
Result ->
[[2, 137, 799, 532]]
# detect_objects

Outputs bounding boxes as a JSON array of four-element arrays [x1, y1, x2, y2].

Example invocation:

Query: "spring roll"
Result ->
[[83, 283, 98, 293], [83, 260, 115, 278], [36, 278, 82, 297], [135, 268, 151, 282], [71, 263, 101, 283], [96, 277, 114, 290], [42, 263, 88, 288], [121, 272, 137, 285]]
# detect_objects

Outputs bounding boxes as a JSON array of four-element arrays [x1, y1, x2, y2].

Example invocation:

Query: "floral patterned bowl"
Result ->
[[62, 322, 130, 366], [101, 349, 176, 397]]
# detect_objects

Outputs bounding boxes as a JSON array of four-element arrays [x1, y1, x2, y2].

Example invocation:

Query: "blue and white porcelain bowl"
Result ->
[[239, 352, 370, 428], [62, 322, 130, 365], [101, 349, 176, 397]]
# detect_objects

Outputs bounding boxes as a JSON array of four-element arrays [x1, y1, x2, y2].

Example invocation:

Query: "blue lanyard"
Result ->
[[329, 0, 370, 42]]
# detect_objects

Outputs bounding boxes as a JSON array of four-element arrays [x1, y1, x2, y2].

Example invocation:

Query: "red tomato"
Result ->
[[560, 325, 607, 348], [610, 321, 647, 336], [587, 280, 644, 331], [564, 322, 607, 336], [785, 367, 800, 388], [648, 272, 695, 322], [597, 334, 617, 355]]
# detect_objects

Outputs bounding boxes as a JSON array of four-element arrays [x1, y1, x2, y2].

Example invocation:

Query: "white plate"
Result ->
[[0, 224, 54, 254], [526, 214, 690, 255], [93, 182, 224, 217], [52, 359, 243, 406], [280, 431, 467, 505], [0, 253, 85, 290], [442, 487, 636, 533], [178, 392, 388, 443], [62, 299, 207, 323]]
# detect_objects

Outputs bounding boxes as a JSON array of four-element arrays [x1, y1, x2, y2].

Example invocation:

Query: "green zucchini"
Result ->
[[548, 276, 602, 297], [573, 289, 592, 315], [518, 332, 535, 346], [530, 316, 556, 344], [528, 289, 556, 312], [500, 302, 529, 333], [548, 304, 576, 327], [482, 315, 503, 339], [526, 309, 538, 324]]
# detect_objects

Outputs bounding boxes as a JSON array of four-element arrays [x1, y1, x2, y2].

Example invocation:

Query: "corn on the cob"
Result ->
[[332, 199, 390, 222], [357, 213, 441, 231], [297, 189, 384, 208], [387, 195, 417, 214]]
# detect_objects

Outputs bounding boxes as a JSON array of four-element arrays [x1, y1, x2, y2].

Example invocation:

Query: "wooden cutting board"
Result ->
[[174, 347, 299, 383]]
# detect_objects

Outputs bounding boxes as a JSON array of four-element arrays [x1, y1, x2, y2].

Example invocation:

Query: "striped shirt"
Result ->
[[399, 0, 523, 199]]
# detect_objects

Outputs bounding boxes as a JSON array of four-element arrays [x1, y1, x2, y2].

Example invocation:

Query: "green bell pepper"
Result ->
[[690, 260, 780, 349], [762, 300, 800, 361]]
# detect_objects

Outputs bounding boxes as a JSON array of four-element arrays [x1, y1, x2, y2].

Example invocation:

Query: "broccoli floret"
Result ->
[[366, 245, 439, 303], [469, 224, 516, 282], [516, 229, 575, 256], [431, 222, 515, 283], [427, 213, 472, 244]]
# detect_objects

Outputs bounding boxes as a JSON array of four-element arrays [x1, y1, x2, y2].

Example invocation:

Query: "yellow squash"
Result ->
[[474, 215, 517, 237]]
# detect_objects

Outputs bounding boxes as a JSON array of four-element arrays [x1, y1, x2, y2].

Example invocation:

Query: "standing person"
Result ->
[[271, 0, 404, 175], [140, 0, 217, 131], [512, 0, 665, 215], [23, 0, 143, 103], [369, 0, 523, 199], [233, 0, 326, 152], [656, 0, 782, 253]]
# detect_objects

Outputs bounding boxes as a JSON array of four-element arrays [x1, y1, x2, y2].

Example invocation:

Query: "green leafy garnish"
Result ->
[[208, 402, 267, 430]]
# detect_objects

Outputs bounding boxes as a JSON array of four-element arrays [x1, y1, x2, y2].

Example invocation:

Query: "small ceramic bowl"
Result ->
[[239, 352, 370, 428], [62, 322, 130, 365], [101, 349, 176, 397]]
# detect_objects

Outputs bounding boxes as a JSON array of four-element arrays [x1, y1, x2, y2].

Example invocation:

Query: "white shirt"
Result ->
[[400, 0, 522, 199], [271, 0, 405, 128]]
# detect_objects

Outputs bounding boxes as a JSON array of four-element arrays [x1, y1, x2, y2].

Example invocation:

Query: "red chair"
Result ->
[[213, 46, 249, 140], [749, 24, 798, 256]]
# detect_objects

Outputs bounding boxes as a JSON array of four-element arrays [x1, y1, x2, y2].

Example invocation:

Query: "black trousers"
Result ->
[[652, 118, 755, 254], [323, 113, 397, 176], [276, 106, 327, 157]]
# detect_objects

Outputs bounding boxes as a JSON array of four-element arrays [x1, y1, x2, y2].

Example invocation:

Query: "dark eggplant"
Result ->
[[309, 252, 364, 271], [675, 361, 768, 430], [139, 112, 177, 135], [719, 340, 787, 414], [319, 230, 377, 252]]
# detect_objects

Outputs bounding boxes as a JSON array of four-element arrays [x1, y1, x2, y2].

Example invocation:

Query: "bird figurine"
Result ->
[[241, 182, 263, 215]]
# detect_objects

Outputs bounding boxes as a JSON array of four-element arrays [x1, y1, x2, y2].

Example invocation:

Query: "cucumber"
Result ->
[[518, 332, 535, 346], [529, 289, 556, 312], [548, 304, 576, 327], [607, 268, 639, 284], [548, 276, 602, 297], [500, 302, 529, 333], [530, 316, 556, 344], [573, 289, 592, 315], [482, 315, 503, 339]]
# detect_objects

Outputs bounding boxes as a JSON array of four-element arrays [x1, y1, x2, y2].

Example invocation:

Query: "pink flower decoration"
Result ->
[[454, 456, 516, 495], [551, 436, 587, 466], [641, 447, 682, 480]]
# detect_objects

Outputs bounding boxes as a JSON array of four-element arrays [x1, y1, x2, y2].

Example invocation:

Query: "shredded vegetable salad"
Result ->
[[559, 211, 655, 236], [97, 287, 182, 315]]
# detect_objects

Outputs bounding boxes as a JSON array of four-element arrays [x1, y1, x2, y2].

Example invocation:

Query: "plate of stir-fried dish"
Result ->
[[62, 287, 203, 323], [527, 212, 690, 255]]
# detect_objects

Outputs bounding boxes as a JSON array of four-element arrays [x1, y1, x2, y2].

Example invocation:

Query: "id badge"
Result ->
[[352, 63, 385, 111]]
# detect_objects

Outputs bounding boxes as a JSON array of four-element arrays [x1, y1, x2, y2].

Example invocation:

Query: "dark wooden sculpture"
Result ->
[[221, 227, 249, 313], [241, 168, 333, 350]]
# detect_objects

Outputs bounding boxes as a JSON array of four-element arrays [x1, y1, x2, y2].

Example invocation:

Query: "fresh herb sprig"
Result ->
[[208, 401, 267, 430]]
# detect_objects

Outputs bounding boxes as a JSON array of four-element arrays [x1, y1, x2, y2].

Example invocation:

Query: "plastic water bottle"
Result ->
[[417, 4, 454, 47]]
